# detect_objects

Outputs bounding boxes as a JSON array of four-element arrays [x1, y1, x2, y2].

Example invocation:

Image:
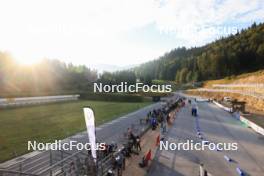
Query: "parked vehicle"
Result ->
[[223, 97, 232, 102]]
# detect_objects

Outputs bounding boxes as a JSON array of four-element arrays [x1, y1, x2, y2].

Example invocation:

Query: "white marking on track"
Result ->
[[120, 116, 128, 119]]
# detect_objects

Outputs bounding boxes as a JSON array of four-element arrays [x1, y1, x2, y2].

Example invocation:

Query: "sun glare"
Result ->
[[15, 57, 40, 66]]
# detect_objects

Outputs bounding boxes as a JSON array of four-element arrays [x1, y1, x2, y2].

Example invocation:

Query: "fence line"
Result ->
[[213, 83, 264, 88], [197, 88, 264, 100], [0, 95, 80, 107]]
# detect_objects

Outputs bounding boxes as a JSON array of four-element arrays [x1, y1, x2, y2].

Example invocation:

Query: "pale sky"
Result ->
[[0, 0, 263, 67]]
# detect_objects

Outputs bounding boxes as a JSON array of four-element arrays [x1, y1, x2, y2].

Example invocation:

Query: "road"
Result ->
[[0, 100, 166, 175], [148, 96, 264, 176]]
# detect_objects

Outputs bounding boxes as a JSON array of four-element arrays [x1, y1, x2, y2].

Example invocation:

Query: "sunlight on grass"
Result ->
[[0, 100, 151, 162]]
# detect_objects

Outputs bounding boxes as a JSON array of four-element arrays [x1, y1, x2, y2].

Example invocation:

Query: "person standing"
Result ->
[[136, 136, 141, 151]]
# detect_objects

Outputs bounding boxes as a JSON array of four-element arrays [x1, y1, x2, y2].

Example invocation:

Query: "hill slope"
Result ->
[[135, 22, 264, 83]]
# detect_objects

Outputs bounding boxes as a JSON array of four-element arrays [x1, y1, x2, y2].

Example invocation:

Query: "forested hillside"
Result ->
[[135, 22, 264, 83]]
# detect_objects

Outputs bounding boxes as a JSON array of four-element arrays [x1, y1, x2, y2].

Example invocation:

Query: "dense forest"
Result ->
[[0, 54, 97, 96], [134, 22, 264, 83], [98, 70, 137, 85]]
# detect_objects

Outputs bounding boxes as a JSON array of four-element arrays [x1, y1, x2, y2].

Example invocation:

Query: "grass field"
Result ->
[[0, 100, 151, 162]]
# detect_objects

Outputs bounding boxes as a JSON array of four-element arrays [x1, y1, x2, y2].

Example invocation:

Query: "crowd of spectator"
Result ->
[[106, 96, 184, 175]]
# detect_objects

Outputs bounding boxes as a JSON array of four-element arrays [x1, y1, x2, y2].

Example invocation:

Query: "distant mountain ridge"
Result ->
[[90, 64, 137, 73]]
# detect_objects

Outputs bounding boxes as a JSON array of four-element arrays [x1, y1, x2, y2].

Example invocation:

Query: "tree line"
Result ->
[[0, 53, 137, 97], [0, 54, 97, 96]]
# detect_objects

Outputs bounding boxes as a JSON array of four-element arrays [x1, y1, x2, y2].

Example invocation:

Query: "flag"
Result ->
[[83, 107, 96, 162], [156, 135, 160, 146]]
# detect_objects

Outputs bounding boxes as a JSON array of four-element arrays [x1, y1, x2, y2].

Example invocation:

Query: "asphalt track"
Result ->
[[148, 97, 264, 176]]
